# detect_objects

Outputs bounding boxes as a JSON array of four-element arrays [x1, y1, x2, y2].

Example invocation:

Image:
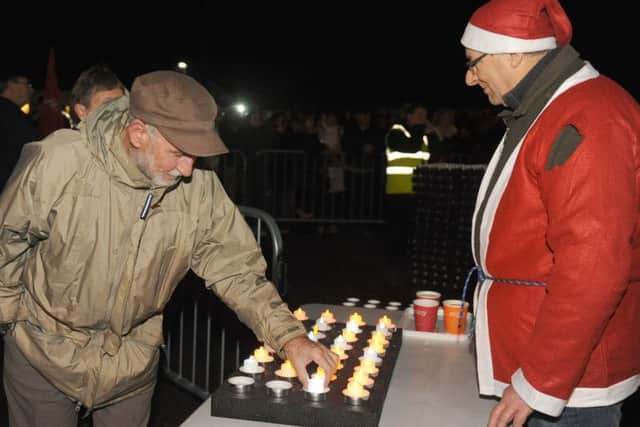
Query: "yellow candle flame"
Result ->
[[347, 380, 366, 397], [355, 369, 369, 383], [316, 367, 325, 377], [350, 312, 363, 324], [313, 325, 318, 334], [322, 309, 333, 320], [370, 333, 388, 347], [372, 342, 385, 354], [378, 315, 395, 329], [342, 329, 356, 341], [253, 346, 272, 362], [278, 359, 297, 376]]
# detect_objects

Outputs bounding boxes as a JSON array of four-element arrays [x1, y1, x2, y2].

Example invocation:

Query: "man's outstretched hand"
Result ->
[[283, 335, 339, 388]]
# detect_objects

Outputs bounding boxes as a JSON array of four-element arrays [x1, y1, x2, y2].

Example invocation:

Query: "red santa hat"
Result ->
[[461, 0, 573, 54]]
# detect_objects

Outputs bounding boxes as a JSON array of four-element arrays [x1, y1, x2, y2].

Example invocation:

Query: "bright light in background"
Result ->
[[234, 103, 247, 115], [20, 103, 30, 114], [177, 61, 188, 72]]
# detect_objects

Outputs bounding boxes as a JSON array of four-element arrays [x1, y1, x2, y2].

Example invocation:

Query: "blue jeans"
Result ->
[[527, 403, 622, 427]]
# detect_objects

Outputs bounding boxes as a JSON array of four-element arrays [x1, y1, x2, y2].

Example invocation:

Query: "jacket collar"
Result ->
[[79, 96, 176, 194], [499, 45, 585, 124]]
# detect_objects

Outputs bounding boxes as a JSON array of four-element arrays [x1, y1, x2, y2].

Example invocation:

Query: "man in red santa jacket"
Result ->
[[460, 1, 640, 426]]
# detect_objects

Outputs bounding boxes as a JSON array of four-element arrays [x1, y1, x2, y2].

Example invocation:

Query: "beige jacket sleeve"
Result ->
[[0, 143, 57, 323], [190, 172, 306, 358]]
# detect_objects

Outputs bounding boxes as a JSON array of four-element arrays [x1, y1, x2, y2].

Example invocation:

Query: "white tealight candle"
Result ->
[[333, 334, 353, 350], [244, 355, 258, 370], [376, 321, 391, 337], [315, 317, 332, 332], [349, 312, 366, 327], [359, 346, 383, 366], [306, 368, 328, 394], [240, 355, 265, 374], [345, 319, 362, 334], [349, 368, 374, 388]]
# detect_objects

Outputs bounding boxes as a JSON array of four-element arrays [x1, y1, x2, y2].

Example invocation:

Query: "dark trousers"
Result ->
[[384, 194, 416, 256], [527, 403, 623, 427], [3, 334, 156, 427]]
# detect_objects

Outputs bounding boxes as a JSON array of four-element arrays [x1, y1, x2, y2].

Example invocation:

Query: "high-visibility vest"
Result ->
[[385, 124, 430, 194]]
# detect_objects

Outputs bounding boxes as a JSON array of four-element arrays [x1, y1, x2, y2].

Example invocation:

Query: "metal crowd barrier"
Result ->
[[196, 150, 248, 205], [161, 206, 284, 399], [254, 150, 386, 223]]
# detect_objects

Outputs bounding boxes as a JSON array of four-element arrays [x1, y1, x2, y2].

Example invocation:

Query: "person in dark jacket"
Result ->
[[0, 72, 38, 190]]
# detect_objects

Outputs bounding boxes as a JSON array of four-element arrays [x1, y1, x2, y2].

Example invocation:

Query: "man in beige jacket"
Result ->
[[0, 70, 337, 426]]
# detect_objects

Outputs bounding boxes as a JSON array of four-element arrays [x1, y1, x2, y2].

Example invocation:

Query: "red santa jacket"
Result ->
[[472, 62, 640, 416]]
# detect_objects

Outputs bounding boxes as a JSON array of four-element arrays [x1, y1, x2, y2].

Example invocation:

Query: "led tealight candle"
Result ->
[[379, 315, 396, 330], [355, 359, 379, 377], [371, 341, 386, 356], [343, 379, 370, 399], [240, 355, 264, 374], [345, 319, 362, 334], [307, 367, 327, 393], [342, 329, 358, 343], [315, 316, 332, 332], [368, 331, 389, 347], [253, 346, 274, 363], [349, 312, 365, 327], [333, 334, 353, 351], [321, 309, 336, 324], [360, 346, 382, 365], [308, 324, 325, 342], [376, 320, 391, 337], [293, 307, 308, 321], [349, 368, 374, 388], [275, 359, 298, 378], [331, 344, 348, 360], [243, 355, 259, 370]]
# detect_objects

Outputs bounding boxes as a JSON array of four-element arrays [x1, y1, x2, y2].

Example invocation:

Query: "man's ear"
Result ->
[[73, 104, 87, 120], [509, 53, 525, 68], [127, 119, 150, 150]]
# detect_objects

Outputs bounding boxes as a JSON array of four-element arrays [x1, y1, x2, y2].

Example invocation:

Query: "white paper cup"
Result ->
[[363, 304, 376, 309], [347, 297, 360, 303], [367, 299, 381, 305], [342, 301, 356, 307], [385, 305, 398, 311], [416, 290, 442, 301]]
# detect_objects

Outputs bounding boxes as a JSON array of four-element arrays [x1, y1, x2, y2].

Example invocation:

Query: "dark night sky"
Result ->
[[3, 2, 637, 111]]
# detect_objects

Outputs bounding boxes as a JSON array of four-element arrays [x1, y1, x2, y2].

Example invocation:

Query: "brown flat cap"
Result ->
[[130, 70, 228, 157]]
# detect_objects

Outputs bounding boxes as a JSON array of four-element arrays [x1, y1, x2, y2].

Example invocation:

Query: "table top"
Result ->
[[180, 303, 495, 427]]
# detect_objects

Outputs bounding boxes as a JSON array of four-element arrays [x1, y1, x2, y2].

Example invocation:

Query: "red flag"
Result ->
[[38, 47, 65, 138]]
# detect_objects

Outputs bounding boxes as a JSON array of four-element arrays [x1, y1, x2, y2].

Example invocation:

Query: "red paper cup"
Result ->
[[413, 299, 439, 332], [415, 290, 442, 302]]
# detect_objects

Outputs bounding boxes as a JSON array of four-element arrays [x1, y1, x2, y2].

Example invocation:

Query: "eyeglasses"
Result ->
[[466, 53, 489, 71]]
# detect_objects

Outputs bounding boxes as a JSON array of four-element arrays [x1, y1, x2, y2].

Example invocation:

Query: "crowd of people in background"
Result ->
[[217, 104, 503, 166]]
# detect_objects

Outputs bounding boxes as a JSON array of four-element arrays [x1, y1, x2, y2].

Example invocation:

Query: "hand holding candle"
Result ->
[[283, 335, 338, 388]]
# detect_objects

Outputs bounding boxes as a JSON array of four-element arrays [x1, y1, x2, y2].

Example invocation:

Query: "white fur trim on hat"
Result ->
[[461, 23, 557, 54]]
